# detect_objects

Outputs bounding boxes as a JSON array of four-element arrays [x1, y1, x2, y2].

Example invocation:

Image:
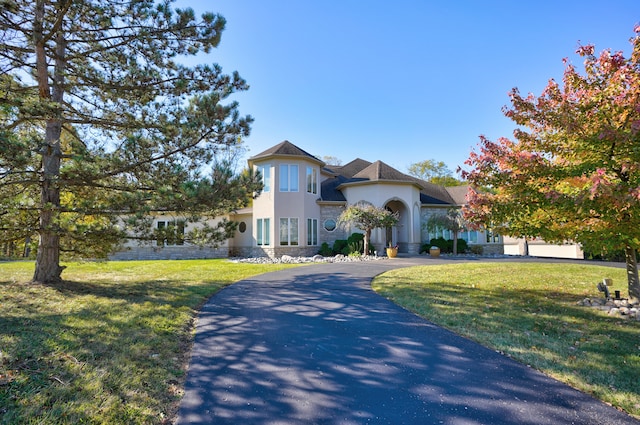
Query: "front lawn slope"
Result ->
[[0, 260, 300, 425]]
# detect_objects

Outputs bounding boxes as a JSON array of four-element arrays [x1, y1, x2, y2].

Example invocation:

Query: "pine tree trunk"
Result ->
[[33, 120, 64, 283], [625, 245, 640, 303], [32, 2, 65, 283]]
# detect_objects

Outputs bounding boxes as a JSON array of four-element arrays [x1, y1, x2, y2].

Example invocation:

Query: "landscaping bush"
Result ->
[[428, 237, 468, 254], [456, 239, 468, 253], [318, 242, 333, 257], [428, 237, 450, 252], [332, 239, 348, 255], [331, 233, 371, 256], [346, 233, 368, 255]]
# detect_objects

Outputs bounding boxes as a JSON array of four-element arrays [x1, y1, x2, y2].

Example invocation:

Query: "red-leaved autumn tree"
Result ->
[[462, 26, 640, 302]]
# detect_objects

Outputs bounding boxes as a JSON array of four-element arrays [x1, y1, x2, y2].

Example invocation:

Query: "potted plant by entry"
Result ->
[[386, 243, 398, 258], [429, 246, 441, 257]]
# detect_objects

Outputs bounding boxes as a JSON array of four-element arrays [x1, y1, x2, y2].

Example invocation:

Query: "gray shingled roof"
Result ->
[[445, 185, 470, 205], [326, 158, 464, 206], [351, 160, 418, 183], [249, 140, 322, 163], [251, 140, 469, 207], [327, 158, 372, 178], [320, 175, 348, 202]]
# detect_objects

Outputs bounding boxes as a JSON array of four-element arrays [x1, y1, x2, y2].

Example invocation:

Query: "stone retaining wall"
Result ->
[[110, 246, 228, 261]]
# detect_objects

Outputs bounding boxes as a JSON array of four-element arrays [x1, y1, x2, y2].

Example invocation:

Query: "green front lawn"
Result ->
[[0, 260, 301, 425], [372, 262, 640, 419]]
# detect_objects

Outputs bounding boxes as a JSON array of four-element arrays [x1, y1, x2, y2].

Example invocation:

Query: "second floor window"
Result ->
[[256, 164, 271, 192], [279, 164, 299, 192], [306, 166, 317, 194]]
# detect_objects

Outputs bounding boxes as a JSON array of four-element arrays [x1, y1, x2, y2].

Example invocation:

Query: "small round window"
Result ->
[[238, 222, 247, 233], [323, 219, 337, 232]]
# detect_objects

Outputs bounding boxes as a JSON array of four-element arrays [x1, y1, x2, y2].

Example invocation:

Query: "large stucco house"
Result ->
[[112, 140, 507, 260]]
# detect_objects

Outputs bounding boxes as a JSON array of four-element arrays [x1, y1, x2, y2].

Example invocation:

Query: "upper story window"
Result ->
[[306, 166, 317, 194], [279, 164, 299, 192], [256, 164, 271, 192]]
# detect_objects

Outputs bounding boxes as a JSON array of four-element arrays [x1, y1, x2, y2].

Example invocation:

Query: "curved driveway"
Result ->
[[177, 257, 638, 425]]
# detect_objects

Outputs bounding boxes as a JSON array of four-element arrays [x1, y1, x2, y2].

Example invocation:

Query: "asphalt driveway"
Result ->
[[176, 257, 638, 425]]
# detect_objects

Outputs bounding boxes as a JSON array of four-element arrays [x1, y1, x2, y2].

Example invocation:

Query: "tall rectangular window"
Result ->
[[257, 218, 270, 246], [279, 164, 299, 192], [279, 218, 299, 245], [306, 166, 317, 194], [256, 164, 270, 192], [307, 218, 318, 246]]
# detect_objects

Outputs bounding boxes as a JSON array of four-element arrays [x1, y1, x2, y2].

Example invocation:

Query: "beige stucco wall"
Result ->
[[340, 182, 422, 253], [250, 158, 322, 254]]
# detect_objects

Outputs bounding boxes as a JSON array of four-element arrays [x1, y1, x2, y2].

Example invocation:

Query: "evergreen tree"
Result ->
[[0, 0, 260, 282]]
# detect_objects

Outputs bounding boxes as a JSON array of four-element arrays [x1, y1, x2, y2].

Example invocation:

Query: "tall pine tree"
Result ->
[[0, 0, 260, 283]]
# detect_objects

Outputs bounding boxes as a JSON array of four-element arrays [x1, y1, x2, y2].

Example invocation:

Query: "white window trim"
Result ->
[[307, 218, 318, 246], [306, 166, 317, 194], [279, 164, 299, 192], [279, 217, 299, 246], [256, 218, 271, 246], [256, 164, 271, 192]]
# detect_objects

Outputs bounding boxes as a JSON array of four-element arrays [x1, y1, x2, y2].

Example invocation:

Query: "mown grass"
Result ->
[[0, 259, 301, 425], [372, 262, 640, 419]]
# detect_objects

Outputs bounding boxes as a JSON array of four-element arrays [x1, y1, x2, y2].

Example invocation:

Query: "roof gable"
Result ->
[[327, 158, 372, 178], [445, 185, 470, 205], [352, 160, 416, 183], [249, 140, 323, 165]]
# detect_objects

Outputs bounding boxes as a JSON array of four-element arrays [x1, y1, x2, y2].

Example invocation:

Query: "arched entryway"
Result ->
[[384, 200, 409, 253]]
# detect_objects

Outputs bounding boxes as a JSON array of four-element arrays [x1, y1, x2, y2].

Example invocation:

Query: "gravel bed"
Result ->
[[228, 254, 388, 264]]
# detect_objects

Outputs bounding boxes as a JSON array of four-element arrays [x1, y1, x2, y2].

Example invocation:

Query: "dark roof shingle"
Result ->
[[250, 140, 322, 163]]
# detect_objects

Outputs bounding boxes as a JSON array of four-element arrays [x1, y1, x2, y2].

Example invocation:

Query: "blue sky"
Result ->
[[179, 1, 638, 176]]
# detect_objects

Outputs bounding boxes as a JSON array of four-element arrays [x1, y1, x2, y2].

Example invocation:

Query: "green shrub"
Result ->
[[347, 232, 364, 245], [318, 242, 333, 257], [428, 237, 449, 252], [346, 233, 366, 255], [456, 239, 468, 253], [347, 240, 364, 255], [332, 239, 348, 255], [428, 237, 468, 254]]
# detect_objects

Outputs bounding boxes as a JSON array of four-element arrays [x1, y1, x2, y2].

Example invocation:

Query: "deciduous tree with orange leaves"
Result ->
[[462, 26, 640, 302]]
